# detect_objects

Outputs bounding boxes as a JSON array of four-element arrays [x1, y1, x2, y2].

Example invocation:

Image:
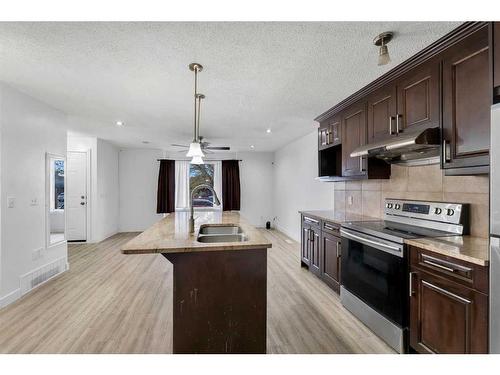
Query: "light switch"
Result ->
[[7, 197, 15, 208], [347, 195, 353, 206]]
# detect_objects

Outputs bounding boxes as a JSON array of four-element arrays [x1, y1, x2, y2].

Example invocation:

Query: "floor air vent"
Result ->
[[20, 257, 68, 295]]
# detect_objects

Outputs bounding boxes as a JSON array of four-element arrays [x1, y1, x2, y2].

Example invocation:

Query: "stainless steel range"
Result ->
[[339, 198, 469, 353]]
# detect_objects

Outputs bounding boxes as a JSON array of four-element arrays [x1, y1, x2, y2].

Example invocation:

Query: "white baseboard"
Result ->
[[0, 288, 21, 309], [275, 224, 300, 242]]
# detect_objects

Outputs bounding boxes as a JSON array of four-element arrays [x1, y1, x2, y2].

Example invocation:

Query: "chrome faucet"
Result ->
[[189, 184, 221, 233]]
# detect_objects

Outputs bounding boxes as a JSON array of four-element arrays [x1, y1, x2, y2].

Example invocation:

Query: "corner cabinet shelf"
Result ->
[[315, 22, 496, 179]]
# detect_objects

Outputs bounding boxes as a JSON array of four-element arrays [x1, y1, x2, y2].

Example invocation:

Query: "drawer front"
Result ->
[[302, 215, 321, 229], [322, 220, 340, 236], [410, 246, 488, 294]]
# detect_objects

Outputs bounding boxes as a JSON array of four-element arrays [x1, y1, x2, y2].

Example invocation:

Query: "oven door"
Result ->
[[340, 227, 408, 327]]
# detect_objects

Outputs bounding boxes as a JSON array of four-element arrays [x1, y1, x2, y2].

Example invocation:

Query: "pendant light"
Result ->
[[190, 155, 205, 165], [373, 32, 393, 66], [186, 63, 205, 161]]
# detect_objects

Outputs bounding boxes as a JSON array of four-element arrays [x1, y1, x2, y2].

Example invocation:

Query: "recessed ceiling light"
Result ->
[[116, 121, 124, 127], [250, 145, 255, 149], [266, 129, 272, 134]]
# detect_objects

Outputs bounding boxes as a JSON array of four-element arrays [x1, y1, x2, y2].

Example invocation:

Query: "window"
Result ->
[[189, 164, 214, 207], [50, 159, 65, 210]]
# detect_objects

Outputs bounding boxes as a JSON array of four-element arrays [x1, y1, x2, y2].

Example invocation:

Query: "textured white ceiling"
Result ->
[[0, 22, 461, 151]]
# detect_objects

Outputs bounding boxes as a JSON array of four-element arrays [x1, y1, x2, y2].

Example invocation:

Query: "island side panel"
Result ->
[[163, 248, 267, 354]]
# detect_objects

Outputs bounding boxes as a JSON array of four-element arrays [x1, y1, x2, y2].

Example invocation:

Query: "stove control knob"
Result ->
[[446, 208, 455, 216], [435, 207, 442, 215], [387, 203, 393, 209], [394, 204, 401, 210]]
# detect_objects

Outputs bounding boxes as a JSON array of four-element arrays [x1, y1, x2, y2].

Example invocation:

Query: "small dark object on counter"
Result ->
[[266, 221, 271, 230]]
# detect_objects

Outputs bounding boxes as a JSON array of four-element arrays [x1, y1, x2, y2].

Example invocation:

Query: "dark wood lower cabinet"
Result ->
[[309, 227, 321, 276], [409, 247, 489, 354], [301, 223, 310, 267], [320, 232, 341, 293], [300, 215, 341, 293]]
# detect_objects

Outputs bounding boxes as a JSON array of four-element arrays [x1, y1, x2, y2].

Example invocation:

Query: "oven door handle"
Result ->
[[340, 228, 403, 257]]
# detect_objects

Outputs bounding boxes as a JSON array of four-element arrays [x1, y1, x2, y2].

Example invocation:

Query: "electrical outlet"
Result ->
[[30, 198, 38, 206], [7, 197, 15, 208]]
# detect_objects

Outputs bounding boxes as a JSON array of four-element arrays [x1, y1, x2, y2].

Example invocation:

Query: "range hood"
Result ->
[[350, 127, 441, 166]]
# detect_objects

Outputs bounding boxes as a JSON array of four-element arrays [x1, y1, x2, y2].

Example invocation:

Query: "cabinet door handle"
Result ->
[[421, 280, 471, 304], [304, 217, 319, 225], [388, 116, 394, 135], [421, 254, 472, 275], [396, 114, 401, 134], [442, 139, 451, 162], [359, 156, 364, 172], [409, 272, 415, 297], [336, 242, 341, 258], [324, 223, 335, 231]]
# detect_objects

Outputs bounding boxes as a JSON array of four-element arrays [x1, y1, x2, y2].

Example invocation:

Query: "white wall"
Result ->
[[0, 83, 68, 305], [238, 152, 274, 227], [117, 150, 274, 231], [273, 130, 334, 241], [94, 139, 119, 242], [119, 148, 164, 232]]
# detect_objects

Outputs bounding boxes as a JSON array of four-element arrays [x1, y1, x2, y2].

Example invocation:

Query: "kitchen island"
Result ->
[[122, 211, 272, 354]]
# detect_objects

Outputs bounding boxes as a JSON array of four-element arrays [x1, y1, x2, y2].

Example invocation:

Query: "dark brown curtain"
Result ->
[[222, 160, 241, 211], [157, 160, 175, 213]]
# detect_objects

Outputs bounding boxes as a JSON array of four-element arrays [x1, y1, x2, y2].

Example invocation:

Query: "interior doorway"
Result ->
[[66, 151, 88, 241]]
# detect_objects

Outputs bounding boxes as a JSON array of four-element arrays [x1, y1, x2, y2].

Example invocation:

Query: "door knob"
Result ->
[[80, 202, 85, 205], [81, 195, 85, 199]]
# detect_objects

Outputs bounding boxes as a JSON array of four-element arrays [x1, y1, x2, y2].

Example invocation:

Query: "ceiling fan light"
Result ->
[[190, 155, 204, 165], [378, 45, 391, 66], [186, 142, 204, 157]]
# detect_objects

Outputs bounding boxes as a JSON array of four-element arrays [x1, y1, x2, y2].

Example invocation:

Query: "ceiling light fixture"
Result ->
[[266, 129, 272, 134], [116, 121, 124, 127], [250, 145, 255, 149], [186, 63, 205, 163], [373, 32, 394, 66]]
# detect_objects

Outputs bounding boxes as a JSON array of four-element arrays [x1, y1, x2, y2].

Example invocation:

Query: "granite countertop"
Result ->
[[299, 210, 378, 225], [122, 211, 272, 255], [405, 236, 489, 266]]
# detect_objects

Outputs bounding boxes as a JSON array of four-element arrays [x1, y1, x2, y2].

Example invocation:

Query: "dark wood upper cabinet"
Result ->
[[442, 26, 491, 173], [367, 61, 440, 143], [318, 114, 341, 150], [316, 22, 493, 179], [494, 22, 500, 98], [396, 61, 440, 133], [367, 84, 397, 142], [342, 101, 367, 177]]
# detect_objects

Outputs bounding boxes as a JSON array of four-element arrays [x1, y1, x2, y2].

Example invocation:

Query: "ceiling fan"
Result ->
[[171, 136, 230, 154]]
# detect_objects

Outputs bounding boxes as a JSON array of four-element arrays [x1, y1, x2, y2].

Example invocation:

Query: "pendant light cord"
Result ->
[[193, 67, 198, 142]]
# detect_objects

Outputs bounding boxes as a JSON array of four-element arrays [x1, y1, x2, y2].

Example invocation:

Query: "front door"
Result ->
[[67, 151, 87, 241]]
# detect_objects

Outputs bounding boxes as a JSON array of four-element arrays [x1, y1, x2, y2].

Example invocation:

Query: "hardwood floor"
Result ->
[[0, 230, 393, 354]]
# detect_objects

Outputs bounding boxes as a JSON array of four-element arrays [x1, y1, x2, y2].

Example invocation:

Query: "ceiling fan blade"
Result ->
[[205, 146, 231, 150], [171, 144, 189, 148]]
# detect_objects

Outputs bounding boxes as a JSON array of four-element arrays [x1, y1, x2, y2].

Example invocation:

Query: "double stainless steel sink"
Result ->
[[197, 224, 248, 243]]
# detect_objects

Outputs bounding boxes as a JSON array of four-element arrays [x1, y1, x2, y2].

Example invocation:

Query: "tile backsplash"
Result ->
[[333, 164, 489, 238]]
